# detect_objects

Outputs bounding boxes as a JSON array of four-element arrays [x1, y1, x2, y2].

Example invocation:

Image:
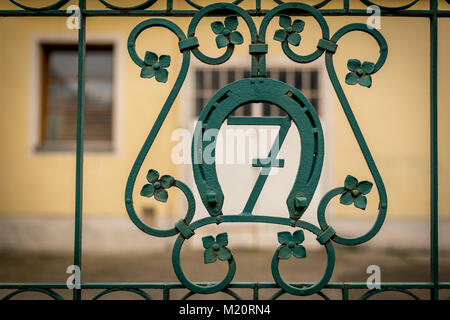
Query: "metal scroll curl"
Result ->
[[317, 23, 388, 246], [360, 0, 419, 12], [92, 288, 153, 300], [172, 231, 237, 295], [181, 289, 242, 300], [259, 2, 331, 65], [2, 288, 63, 300], [185, 0, 243, 10], [359, 288, 421, 300], [186, 3, 258, 66], [124, 18, 195, 238], [9, 0, 69, 11], [270, 222, 335, 296], [273, 0, 333, 9], [98, 0, 157, 10], [270, 289, 331, 300]]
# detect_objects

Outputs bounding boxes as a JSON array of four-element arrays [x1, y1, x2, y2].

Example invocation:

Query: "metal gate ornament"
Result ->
[[2, 0, 446, 301], [124, 2, 388, 297], [125, 3, 387, 296]]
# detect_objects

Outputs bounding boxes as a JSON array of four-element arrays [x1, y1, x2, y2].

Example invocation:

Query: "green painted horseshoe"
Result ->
[[192, 77, 323, 220]]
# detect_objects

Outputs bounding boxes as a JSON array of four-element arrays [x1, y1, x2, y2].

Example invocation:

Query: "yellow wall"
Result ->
[[0, 0, 449, 221]]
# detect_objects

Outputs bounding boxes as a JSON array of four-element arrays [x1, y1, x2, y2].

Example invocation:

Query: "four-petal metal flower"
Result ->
[[277, 230, 306, 259], [273, 15, 305, 46], [140, 51, 171, 83], [345, 59, 375, 88], [211, 16, 244, 49], [202, 232, 232, 264], [340, 175, 373, 210], [140, 169, 175, 203]]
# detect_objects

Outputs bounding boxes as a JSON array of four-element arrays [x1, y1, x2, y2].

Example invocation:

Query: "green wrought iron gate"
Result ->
[[0, 0, 448, 300]]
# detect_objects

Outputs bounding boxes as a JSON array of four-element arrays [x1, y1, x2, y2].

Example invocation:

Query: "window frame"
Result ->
[[30, 35, 122, 154], [192, 66, 322, 118]]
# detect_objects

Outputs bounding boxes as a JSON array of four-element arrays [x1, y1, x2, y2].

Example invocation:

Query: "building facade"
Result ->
[[0, 0, 449, 252]]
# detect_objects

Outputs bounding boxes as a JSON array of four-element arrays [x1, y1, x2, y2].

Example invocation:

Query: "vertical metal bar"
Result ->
[[166, 0, 172, 13], [344, 0, 349, 13], [73, 0, 86, 301], [163, 286, 170, 300], [342, 285, 349, 300], [253, 283, 259, 300], [430, 0, 439, 300], [256, 0, 261, 12]]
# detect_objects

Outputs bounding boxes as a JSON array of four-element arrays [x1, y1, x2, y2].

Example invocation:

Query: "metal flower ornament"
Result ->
[[140, 169, 175, 203], [211, 16, 244, 48], [339, 175, 373, 210], [345, 59, 375, 88], [273, 15, 305, 46], [140, 51, 171, 83], [277, 230, 306, 259], [202, 233, 232, 264]]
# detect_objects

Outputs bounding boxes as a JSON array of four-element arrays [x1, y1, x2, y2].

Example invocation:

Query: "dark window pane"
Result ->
[[85, 81, 113, 108], [295, 71, 302, 89], [278, 70, 286, 83], [270, 105, 278, 116], [193, 68, 321, 119], [86, 51, 113, 77], [277, 106, 287, 116], [262, 104, 279, 117], [42, 44, 113, 145], [310, 71, 318, 89], [243, 104, 252, 116], [227, 70, 235, 83], [85, 109, 112, 140], [48, 50, 78, 77], [47, 81, 77, 108], [263, 103, 271, 116], [195, 70, 204, 89], [48, 49, 113, 78], [44, 107, 76, 141], [196, 97, 204, 116], [310, 98, 319, 113], [212, 70, 220, 89]]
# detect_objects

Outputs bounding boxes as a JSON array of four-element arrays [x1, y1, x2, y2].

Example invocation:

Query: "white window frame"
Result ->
[[29, 34, 124, 155]]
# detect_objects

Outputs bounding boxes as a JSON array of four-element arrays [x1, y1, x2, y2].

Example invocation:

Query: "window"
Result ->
[[39, 44, 114, 151], [194, 68, 320, 117]]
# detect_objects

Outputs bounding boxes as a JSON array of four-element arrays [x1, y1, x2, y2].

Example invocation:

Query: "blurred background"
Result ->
[[0, 0, 449, 300]]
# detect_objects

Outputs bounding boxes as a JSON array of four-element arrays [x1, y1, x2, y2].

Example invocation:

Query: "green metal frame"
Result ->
[[0, 0, 448, 300]]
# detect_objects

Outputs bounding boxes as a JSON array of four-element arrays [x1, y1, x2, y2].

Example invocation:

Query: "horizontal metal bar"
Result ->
[[1, 282, 449, 290], [1, 9, 450, 18]]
